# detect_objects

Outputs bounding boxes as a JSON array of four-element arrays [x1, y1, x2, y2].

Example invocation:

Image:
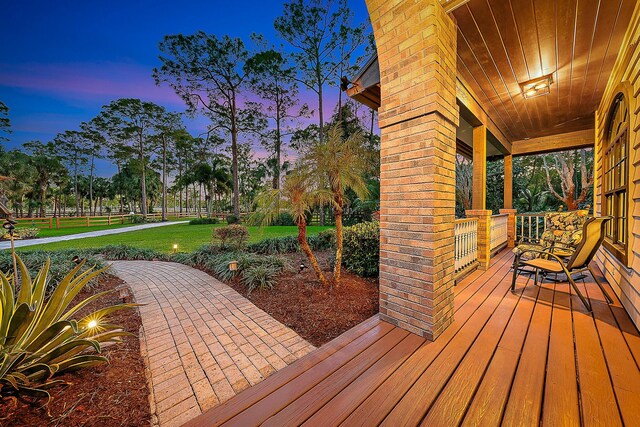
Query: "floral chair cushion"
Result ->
[[513, 210, 589, 259]]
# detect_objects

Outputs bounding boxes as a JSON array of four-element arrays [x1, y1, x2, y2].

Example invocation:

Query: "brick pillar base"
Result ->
[[466, 210, 492, 269], [500, 209, 517, 248]]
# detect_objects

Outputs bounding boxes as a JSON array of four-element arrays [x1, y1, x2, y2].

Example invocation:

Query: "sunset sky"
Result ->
[[0, 0, 370, 175]]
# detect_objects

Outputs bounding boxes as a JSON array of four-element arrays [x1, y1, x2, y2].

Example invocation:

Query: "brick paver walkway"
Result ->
[[110, 261, 315, 427]]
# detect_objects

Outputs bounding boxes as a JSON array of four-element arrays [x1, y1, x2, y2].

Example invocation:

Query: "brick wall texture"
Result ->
[[367, 0, 459, 340]]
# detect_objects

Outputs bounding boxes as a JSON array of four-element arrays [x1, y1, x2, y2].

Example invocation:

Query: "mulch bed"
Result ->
[[0, 275, 151, 427], [226, 251, 379, 347]]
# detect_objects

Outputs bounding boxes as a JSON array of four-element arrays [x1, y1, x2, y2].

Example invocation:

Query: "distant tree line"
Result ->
[[0, 0, 380, 221], [455, 148, 595, 218]]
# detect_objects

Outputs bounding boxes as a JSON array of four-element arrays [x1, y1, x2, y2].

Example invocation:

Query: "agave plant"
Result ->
[[0, 255, 137, 400]]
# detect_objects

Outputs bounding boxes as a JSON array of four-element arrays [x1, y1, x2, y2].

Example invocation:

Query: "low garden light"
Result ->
[[299, 263, 306, 273], [117, 285, 130, 302], [228, 260, 238, 272], [173, 243, 178, 253]]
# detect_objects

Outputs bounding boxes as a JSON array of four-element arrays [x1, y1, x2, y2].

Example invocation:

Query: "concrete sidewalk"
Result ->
[[0, 220, 188, 250]]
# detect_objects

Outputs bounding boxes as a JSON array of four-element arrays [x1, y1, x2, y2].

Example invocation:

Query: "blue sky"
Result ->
[[0, 0, 370, 176]]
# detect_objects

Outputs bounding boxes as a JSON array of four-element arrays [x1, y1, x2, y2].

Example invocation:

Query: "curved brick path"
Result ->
[[110, 261, 315, 427]]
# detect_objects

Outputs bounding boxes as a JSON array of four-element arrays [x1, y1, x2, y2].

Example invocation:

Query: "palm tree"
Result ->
[[303, 125, 370, 285], [251, 168, 334, 287]]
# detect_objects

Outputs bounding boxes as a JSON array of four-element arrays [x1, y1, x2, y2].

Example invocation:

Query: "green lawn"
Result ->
[[21, 223, 332, 252], [33, 223, 140, 238]]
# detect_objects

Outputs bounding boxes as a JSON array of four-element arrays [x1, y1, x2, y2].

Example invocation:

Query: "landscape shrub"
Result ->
[[247, 236, 299, 254], [342, 221, 379, 277], [0, 249, 106, 297], [226, 214, 241, 225], [204, 251, 288, 291], [246, 229, 336, 255], [3, 227, 40, 240], [212, 224, 249, 250], [241, 264, 279, 293], [271, 212, 295, 226], [130, 215, 146, 224], [0, 256, 134, 399], [129, 215, 160, 224], [309, 229, 336, 251], [99, 244, 169, 261], [189, 217, 219, 225]]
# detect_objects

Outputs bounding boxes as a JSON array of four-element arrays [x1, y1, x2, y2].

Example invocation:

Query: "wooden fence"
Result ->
[[12, 212, 204, 230]]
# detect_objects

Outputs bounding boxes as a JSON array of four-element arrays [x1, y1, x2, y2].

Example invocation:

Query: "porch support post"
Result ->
[[367, 0, 458, 340], [472, 125, 487, 210], [504, 154, 513, 209], [500, 208, 517, 248], [466, 209, 492, 268]]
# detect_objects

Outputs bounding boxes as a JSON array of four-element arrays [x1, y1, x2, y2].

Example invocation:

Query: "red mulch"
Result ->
[[0, 275, 151, 427], [226, 251, 379, 347]]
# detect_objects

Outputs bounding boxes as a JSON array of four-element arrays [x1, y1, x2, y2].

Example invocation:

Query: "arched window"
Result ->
[[602, 92, 629, 264]]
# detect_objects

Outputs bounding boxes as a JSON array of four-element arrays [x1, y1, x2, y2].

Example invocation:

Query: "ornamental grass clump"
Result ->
[[241, 265, 279, 293], [0, 255, 137, 400]]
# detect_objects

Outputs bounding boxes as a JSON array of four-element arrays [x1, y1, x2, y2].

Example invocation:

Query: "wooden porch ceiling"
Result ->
[[185, 249, 640, 426], [347, 0, 635, 150], [454, 0, 636, 141]]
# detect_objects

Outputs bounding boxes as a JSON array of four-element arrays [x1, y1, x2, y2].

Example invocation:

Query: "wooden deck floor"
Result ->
[[184, 249, 640, 426]]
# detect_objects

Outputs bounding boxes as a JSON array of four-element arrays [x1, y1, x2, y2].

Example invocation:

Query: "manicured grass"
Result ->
[[21, 223, 332, 253], [32, 223, 141, 238]]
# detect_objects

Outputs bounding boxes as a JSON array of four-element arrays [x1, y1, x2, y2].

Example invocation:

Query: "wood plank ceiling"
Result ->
[[453, 0, 636, 141]]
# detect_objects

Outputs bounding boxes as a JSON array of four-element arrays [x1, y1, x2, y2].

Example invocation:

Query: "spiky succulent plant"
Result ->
[[0, 255, 137, 400]]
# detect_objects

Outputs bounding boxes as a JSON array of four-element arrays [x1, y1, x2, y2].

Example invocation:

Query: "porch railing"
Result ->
[[454, 218, 478, 275], [515, 213, 546, 243], [490, 214, 509, 251]]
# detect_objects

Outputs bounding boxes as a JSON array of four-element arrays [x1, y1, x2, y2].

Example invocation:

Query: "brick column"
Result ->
[[500, 208, 517, 248], [466, 209, 492, 269], [367, 0, 458, 340]]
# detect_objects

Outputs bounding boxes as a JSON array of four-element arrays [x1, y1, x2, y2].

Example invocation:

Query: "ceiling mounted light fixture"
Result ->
[[519, 74, 554, 99]]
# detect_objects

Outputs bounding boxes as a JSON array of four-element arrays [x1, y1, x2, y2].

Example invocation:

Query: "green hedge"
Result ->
[[247, 229, 336, 254], [341, 221, 379, 277], [189, 217, 219, 225]]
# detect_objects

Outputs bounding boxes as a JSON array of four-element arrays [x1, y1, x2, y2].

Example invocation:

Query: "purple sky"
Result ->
[[0, 0, 371, 176]]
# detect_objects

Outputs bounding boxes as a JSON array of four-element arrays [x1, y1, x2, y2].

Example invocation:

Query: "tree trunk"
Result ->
[[89, 153, 95, 216], [74, 157, 79, 215], [231, 94, 240, 217], [39, 186, 46, 217], [139, 133, 148, 216], [297, 219, 328, 287], [161, 136, 168, 221], [199, 183, 203, 218], [333, 195, 344, 285], [317, 79, 325, 227]]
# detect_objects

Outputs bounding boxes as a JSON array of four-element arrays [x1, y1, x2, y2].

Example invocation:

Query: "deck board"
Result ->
[[541, 282, 581, 427], [184, 250, 640, 427]]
